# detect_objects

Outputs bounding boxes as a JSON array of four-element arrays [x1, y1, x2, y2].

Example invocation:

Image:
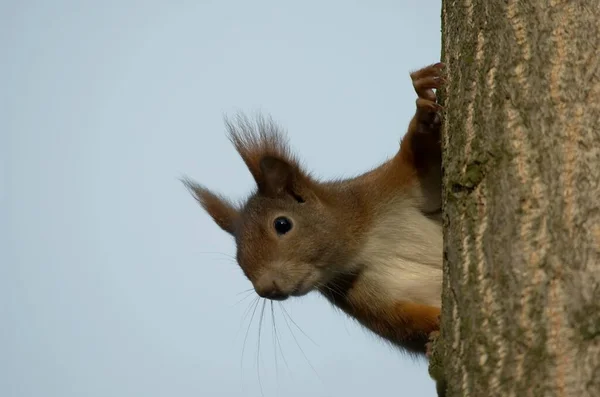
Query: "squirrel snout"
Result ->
[[254, 274, 289, 301]]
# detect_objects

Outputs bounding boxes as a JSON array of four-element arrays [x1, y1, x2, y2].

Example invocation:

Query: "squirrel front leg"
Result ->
[[399, 62, 445, 215], [382, 63, 444, 353]]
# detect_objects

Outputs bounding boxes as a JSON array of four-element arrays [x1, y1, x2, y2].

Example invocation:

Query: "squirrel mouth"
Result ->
[[289, 273, 315, 297], [290, 286, 311, 297]]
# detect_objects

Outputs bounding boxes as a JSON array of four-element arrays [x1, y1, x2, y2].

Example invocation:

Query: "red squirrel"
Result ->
[[184, 62, 445, 355]]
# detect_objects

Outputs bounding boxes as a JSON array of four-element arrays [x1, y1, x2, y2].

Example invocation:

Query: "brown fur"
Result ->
[[183, 63, 445, 355]]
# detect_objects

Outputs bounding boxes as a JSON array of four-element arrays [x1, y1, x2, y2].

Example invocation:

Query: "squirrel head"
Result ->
[[184, 114, 360, 301]]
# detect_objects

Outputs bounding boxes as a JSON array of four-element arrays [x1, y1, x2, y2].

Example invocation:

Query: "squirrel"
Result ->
[[183, 62, 445, 356]]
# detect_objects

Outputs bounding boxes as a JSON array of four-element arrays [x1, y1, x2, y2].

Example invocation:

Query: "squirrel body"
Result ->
[[184, 63, 445, 355]]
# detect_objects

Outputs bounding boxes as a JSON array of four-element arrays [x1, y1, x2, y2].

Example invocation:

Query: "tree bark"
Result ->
[[438, 1, 600, 396]]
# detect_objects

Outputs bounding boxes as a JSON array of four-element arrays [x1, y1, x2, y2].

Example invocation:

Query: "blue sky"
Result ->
[[3, 1, 441, 396]]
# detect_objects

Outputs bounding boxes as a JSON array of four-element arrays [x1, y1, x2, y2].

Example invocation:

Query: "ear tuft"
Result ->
[[181, 177, 239, 235], [225, 113, 299, 181], [224, 113, 316, 202]]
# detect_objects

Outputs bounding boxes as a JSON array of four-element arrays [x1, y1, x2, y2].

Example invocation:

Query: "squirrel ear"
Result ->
[[182, 178, 239, 235], [259, 156, 308, 202], [259, 156, 292, 196]]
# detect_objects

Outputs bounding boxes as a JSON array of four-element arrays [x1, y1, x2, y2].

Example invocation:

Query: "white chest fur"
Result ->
[[355, 201, 443, 307]]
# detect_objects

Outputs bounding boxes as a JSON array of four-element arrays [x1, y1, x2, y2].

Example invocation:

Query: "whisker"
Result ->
[[318, 282, 343, 300], [325, 268, 358, 277], [273, 303, 292, 377], [256, 300, 267, 397], [279, 304, 319, 347], [236, 288, 255, 296], [196, 251, 237, 260], [317, 283, 352, 336], [231, 290, 255, 307], [278, 302, 324, 384], [241, 298, 260, 369], [270, 301, 279, 382], [317, 280, 358, 312], [235, 296, 259, 340]]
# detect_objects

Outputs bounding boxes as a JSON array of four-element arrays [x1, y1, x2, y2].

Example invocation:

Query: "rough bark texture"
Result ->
[[439, 1, 600, 396]]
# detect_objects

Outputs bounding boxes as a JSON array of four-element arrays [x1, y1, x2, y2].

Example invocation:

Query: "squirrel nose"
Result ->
[[255, 276, 289, 301]]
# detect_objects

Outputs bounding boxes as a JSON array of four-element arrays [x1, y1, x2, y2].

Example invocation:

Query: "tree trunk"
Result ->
[[438, 1, 600, 396]]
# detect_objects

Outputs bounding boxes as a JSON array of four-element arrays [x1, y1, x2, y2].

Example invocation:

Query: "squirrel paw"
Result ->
[[410, 62, 445, 131]]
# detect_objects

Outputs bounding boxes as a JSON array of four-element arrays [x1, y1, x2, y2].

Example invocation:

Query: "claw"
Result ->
[[410, 63, 444, 128]]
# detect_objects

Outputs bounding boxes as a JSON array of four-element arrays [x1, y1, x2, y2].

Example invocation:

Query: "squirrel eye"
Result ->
[[273, 216, 293, 235]]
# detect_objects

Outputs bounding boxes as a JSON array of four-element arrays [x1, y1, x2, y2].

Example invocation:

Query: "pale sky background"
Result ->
[[2, 1, 442, 396]]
